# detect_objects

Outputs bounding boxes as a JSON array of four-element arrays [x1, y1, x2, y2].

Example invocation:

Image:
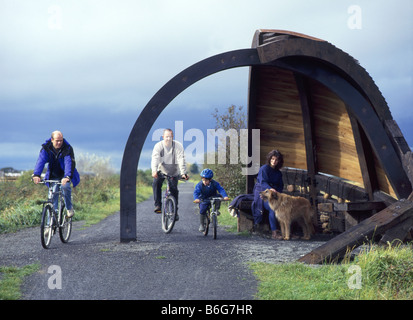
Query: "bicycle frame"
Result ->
[[201, 197, 229, 239], [157, 172, 183, 233], [41, 180, 64, 226], [38, 179, 72, 248]]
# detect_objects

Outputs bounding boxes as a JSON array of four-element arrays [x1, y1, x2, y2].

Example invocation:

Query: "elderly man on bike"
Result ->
[[151, 128, 188, 218], [32, 131, 80, 218]]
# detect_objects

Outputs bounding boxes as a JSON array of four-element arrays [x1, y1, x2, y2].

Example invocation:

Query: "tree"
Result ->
[[206, 105, 247, 197], [188, 163, 200, 175]]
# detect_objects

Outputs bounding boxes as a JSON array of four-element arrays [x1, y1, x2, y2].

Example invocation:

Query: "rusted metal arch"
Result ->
[[120, 35, 412, 242], [120, 49, 261, 242]]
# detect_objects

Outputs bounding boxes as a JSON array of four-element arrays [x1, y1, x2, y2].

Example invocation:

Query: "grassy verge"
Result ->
[[250, 243, 413, 300], [0, 171, 153, 233], [0, 264, 40, 300], [0, 170, 152, 300]]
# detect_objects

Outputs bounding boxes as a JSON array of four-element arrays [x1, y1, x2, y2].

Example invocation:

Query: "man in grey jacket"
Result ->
[[151, 129, 188, 216]]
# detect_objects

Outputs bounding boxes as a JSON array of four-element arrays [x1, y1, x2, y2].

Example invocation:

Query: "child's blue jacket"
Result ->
[[193, 179, 228, 200]]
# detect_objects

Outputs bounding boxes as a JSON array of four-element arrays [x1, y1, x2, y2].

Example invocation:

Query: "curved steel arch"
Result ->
[[120, 49, 261, 242], [120, 37, 411, 242]]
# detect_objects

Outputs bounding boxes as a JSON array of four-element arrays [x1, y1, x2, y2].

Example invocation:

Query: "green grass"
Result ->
[[250, 243, 413, 300], [0, 171, 153, 233], [0, 171, 153, 300], [0, 264, 40, 300]]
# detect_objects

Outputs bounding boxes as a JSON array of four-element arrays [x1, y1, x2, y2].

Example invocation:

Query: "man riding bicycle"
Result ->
[[32, 131, 80, 218], [151, 128, 188, 219]]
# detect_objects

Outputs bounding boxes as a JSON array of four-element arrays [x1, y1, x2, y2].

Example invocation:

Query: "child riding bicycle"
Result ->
[[193, 169, 229, 232]]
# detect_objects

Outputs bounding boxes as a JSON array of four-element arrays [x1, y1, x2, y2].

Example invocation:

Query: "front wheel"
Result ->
[[59, 203, 72, 243], [212, 214, 217, 239], [40, 204, 54, 249], [162, 196, 177, 233]]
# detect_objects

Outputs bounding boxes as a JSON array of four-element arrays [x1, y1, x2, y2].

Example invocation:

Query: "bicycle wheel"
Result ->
[[59, 202, 72, 243], [40, 204, 53, 249], [212, 214, 217, 239], [162, 196, 177, 233], [203, 213, 210, 236]]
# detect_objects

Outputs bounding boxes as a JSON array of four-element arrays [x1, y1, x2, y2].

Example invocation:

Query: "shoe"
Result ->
[[67, 208, 75, 218], [154, 206, 162, 213], [175, 213, 179, 221], [272, 230, 283, 240]]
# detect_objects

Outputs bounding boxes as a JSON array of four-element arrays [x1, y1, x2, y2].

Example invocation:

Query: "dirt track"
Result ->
[[0, 181, 329, 300]]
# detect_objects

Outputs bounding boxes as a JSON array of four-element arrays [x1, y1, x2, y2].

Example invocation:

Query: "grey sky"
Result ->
[[1, 0, 412, 171]]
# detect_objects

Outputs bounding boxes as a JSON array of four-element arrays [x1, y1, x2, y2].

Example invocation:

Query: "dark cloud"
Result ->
[[1, 0, 412, 171]]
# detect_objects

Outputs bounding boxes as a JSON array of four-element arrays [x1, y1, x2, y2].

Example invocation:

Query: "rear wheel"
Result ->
[[162, 196, 177, 233], [59, 203, 72, 243], [41, 204, 53, 249]]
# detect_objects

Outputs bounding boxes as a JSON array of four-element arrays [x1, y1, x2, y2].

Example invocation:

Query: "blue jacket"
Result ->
[[193, 179, 228, 200], [252, 164, 283, 224], [33, 138, 80, 187], [254, 164, 283, 193]]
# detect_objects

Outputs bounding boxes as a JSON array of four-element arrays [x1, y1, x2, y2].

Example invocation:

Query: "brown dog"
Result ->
[[260, 189, 315, 240]]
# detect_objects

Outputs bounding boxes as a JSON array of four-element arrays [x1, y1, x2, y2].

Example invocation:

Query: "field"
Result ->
[[0, 170, 152, 234]]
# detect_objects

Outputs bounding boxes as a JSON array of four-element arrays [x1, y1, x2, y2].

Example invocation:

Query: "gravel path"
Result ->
[[0, 181, 329, 300]]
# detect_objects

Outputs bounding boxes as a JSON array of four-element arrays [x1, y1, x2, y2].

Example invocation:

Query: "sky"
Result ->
[[1, 0, 412, 172]]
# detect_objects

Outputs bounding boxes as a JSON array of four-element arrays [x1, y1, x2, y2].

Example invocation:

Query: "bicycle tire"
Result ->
[[212, 214, 217, 239], [58, 202, 72, 243], [40, 204, 53, 249], [162, 196, 177, 233], [203, 213, 210, 236]]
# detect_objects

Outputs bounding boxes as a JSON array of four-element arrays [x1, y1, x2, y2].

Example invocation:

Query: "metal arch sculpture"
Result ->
[[120, 49, 261, 242], [120, 31, 412, 242]]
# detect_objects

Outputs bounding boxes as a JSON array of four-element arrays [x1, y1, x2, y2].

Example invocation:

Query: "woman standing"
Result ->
[[252, 149, 284, 239]]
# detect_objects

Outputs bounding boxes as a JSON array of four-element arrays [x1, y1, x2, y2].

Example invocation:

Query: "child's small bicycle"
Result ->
[[201, 197, 229, 239], [38, 180, 72, 249]]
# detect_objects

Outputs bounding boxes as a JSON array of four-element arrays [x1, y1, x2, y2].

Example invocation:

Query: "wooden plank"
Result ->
[[295, 73, 318, 212], [379, 216, 413, 245], [333, 201, 386, 212], [349, 114, 377, 200], [318, 203, 334, 212], [298, 198, 413, 264]]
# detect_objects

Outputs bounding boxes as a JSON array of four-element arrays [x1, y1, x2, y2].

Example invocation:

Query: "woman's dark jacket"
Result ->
[[251, 164, 283, 224]]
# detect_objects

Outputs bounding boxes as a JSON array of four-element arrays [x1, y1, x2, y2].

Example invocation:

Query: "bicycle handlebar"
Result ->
[[157, 172, 188, 180], [38, 180, 62, 185], [193, 197, 231, 203]]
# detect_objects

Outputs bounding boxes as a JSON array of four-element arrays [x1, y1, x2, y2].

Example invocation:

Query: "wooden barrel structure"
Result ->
[[245, 30, 413, 263], [120, 29, 413, 262], [246, 29, 412, 201]]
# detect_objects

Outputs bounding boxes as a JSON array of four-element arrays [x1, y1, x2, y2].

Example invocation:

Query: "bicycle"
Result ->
[[38, 180, 72, 249], [200, 197, 230, 239], [157, 172, 186, 234]]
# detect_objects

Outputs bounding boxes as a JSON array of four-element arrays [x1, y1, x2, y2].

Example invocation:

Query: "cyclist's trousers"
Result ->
[[52, 182, 73, 211], [152, 175, 179, 208]]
